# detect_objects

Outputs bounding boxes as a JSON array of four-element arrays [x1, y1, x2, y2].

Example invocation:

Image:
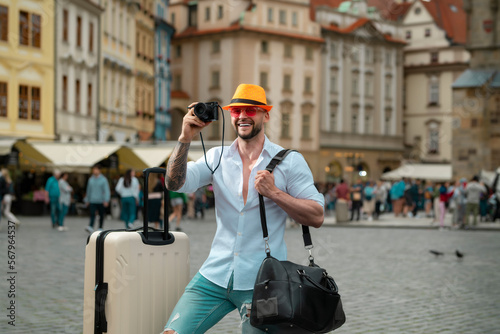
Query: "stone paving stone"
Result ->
[[1, 211, 500, 333]]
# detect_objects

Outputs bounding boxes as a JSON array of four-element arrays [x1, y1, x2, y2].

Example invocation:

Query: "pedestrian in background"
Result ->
[[451, 178, 467, 228], [1, 168, 20, 227], [464, 175, 487, 227], [374, 180, 387, 220], [350, 179, 363, 221], [479, 185, 489, 222], [363, 181, 375, 221], [45, 169, 61, 228], [194, 187, 207, 219], [423, 180, 434, 218], [115, 169, 140, 229], [58, 172, 72, 231], [84, 165, 110, 233], [438, 182, 453, 229], [169, 190, 186, 231], [403, 179, 414, 218], [335, 179, 350, 222], [390, 178, 406, 217], [410, 179, 421, 218]]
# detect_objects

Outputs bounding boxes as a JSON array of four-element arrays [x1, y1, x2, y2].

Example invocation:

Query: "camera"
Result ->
[[193, 102, 219, 122]]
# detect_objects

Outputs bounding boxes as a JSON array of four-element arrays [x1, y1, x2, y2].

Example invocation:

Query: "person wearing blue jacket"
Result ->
[[390, 179, 406, 217], [45, 169, 61, 228], [84, 165, 110, 233]]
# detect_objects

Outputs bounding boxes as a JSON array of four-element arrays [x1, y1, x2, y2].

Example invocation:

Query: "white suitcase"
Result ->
[[83, 168, 190, 334]]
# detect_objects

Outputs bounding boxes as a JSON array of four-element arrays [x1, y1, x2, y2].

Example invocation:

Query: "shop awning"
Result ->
[[130, 146, 175, 168], [29, 142, 148, 173], [381, 164, 452, 181], [14, 140, 53, 169], [480, 168, 500, 188], [0, 138, 18, 155]]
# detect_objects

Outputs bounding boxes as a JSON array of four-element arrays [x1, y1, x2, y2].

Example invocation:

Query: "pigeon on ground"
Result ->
[[429, 250, 444, 256], [455, 250, 464, 258]]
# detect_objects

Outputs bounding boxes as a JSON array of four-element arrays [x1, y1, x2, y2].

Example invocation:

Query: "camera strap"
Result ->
[[199, 104, 225, 174]]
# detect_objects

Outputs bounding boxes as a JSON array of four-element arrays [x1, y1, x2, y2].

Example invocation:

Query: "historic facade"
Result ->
[[167, 0, 324, 175], [314, 1, 406, 183], [402, 0, 469, 165], [99, 0, 138, 143], [0, 0, 55, 140], [135, 0, 155, 142], [154, 0, 175, 142], [55, 0, 103, 142], [451, 0, 500, 178]]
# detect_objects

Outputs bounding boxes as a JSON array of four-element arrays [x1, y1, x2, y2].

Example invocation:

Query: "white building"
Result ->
[[98, 0, 139, 143], [314, 1, 406, 182], [168, 0, 324, 173], [55, 0, 103, 142], [402, 0, 469, 164]]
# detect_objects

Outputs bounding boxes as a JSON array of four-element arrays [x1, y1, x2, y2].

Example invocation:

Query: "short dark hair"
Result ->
[[472, 175, 479, 182]]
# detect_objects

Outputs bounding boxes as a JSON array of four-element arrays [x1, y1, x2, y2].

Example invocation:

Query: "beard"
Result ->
[[234, 121, 263, 140]]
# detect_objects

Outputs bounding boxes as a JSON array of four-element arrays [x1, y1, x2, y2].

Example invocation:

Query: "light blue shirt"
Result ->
[[178, 136, 324, 290], [84, 174, 110, 204]]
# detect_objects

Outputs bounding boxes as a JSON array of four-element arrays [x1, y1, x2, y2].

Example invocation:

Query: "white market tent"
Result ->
[[30, 142, 148, 172], [480, 168, 500, 188], [130, 146, 175, 168], [381, 163, 452, 181]]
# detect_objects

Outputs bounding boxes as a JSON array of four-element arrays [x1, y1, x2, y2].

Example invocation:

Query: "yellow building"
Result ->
[[0, 0, 55, 140]]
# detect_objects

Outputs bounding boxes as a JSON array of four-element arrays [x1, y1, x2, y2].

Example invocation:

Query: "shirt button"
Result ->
[[234, 252, 239, 256], [240, 212, 244, 216], [238, 232, 242, 236]]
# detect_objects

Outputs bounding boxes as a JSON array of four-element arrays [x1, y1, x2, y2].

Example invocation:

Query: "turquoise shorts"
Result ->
[[163, 272, 265, 334]]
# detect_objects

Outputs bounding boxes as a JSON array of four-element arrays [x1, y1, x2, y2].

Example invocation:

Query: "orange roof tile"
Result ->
[[419, 0, 466, 44], [174, 23, 324, 43], [310, 0, 465, 44]]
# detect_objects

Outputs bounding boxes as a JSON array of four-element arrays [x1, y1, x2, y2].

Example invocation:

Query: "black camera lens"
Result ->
[[193, 102, 219, 122]]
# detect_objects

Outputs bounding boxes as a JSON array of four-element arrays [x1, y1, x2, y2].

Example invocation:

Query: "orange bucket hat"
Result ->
[[222, 84, 273, 111]]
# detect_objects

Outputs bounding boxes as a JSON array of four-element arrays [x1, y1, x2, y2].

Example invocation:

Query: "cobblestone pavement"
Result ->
[[1, 210, 500, 334]]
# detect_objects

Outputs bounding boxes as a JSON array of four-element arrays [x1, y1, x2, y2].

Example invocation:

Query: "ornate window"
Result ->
[[427, 121, 440, 154], [429, 75, 439, 105]]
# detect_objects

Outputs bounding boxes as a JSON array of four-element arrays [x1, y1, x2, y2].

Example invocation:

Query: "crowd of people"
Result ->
[[317, 175, 499, 229], [23, 165, 211, 233], [1, 163, 499, 233]]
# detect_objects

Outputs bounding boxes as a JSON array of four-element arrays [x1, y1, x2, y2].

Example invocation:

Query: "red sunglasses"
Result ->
[[229, 107, 260, 117]]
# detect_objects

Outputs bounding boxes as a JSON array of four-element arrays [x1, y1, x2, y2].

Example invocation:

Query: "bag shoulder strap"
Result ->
[[258, 149, 313, 255]]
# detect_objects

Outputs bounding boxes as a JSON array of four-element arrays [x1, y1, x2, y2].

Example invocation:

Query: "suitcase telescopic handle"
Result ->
[[142, 167, 169, 241]]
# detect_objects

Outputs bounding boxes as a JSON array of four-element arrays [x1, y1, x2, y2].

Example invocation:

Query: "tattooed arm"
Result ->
[[166, 142, 190, 191], [166, 102, 211, 191]]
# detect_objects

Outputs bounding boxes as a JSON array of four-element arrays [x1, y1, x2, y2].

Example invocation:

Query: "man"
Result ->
[[350, 179, 363, 221], [45, 169, 61, 228], [162, 84, 324, 334], [84, 165, 110, 233], [334, 179, 350, 223], [464, 175, 487, 227]]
